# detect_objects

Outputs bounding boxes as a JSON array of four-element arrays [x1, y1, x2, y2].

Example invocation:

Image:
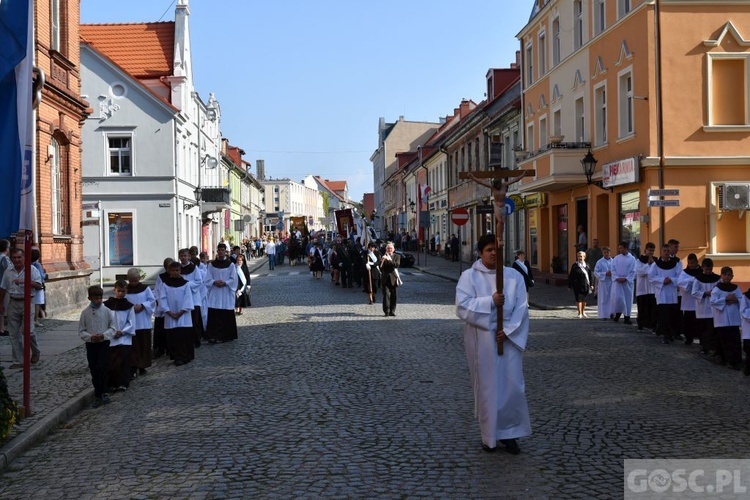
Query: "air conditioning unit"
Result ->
[[720, 183, 750, 210]]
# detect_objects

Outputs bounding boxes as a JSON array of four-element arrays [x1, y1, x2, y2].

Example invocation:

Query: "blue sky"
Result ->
[[81, 1, 532, 202]]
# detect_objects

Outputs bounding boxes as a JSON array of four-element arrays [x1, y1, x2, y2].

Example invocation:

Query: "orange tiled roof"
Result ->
[[80, 22, 175, 79], [327, 181, 347, 192]]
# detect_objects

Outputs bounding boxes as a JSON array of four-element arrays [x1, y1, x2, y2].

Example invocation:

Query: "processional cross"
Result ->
[[458, 167, 534, 355]]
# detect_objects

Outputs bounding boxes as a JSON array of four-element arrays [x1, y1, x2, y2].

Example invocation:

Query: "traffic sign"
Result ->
[[648, 189, 680, 197], [648, 200, 680, 207], [451, 207, 469, 226], [504, 197, 515, 215]]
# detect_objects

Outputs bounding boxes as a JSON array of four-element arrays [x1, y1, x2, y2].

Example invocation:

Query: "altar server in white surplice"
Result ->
[[158, 262, 195, 366], [594, 247, 614, 320], [609, 242, 636, 324], [710, 266, 743, 370], [649, 244, 682, 344], [204, 243, 238, 343], [103, 280, 136, 391], [456, 234, 530, 455], [179, 248, 205, 347]]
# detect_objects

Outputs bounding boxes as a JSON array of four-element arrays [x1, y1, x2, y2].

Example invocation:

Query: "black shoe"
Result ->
[[661, 338, 670, 344], [499, 439, 521, 455], [174, 360, 185, 366], [0, 330, 8, 337], [384, 312, 389, 317], [684, 339, 693, 345], [389, 312, 396, 316], [624, 317, 632, 325], [637, 326, 644, 331], [481, 444, 496, 453]]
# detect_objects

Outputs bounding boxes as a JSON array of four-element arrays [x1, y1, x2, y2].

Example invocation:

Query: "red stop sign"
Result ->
[[451, 207, 469, 226]]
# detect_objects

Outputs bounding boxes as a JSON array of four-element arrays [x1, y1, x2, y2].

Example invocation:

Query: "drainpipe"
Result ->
[[654, 0, 666, 245]]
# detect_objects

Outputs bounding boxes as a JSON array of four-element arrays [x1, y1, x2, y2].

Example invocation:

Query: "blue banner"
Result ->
[[0, 0, 33, 236]]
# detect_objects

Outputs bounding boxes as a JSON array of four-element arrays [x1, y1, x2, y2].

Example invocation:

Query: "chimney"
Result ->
[[256, 159, 265, 180], [459, 99, 472, 117], [511, 50, 521, 69]]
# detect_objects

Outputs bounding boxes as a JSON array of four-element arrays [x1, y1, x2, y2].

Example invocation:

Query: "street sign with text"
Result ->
[[648, 189, 680, 197], [647, 199, 680, 207]]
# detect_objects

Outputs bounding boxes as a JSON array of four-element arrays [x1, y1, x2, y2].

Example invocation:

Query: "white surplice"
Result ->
[[456, 262, 531, 447], [204, 259, 238, 310], [740, 294, 750, 341], [157, 280, 194, 329], [594, 257, 614, 318], [125, 287, 156, 331], [609, 253, 636, 316], [648, 260, 681, 305]]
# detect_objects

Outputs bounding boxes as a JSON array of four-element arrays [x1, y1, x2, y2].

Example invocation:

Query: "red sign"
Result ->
[[451, 207, 469, 226]]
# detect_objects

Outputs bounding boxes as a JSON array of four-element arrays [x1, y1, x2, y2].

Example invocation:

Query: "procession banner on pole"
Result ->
[[0, 0, 35, 236]]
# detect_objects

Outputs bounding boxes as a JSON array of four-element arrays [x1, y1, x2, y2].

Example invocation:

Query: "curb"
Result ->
[[0, 387, 94, 472]]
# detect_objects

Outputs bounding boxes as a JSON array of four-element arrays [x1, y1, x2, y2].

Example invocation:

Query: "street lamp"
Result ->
[[580, 148, 612, 191]]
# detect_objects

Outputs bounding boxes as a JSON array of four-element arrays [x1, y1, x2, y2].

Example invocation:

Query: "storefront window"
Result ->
[[108, 212, 134, 266], [528, 209, 538, 267], [619, 191, 640, 256], [556, 204, 568, 272]]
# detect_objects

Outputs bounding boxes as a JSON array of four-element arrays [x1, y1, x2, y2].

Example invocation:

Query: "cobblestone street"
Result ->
[[1, 265, 750, 498]]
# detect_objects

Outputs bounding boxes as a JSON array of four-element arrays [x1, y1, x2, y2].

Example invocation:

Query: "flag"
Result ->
[[420, 183, 432, 200], [0, 0, 34, 235]]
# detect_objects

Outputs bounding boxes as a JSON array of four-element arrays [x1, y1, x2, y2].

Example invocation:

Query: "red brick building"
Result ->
[[32, 0, 90, 311]]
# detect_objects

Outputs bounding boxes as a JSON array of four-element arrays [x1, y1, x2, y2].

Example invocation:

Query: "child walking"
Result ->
[[78, 286, 116, 408]]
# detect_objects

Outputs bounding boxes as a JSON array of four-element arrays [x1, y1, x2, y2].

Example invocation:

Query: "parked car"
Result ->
[[394, 250, 415, 268]]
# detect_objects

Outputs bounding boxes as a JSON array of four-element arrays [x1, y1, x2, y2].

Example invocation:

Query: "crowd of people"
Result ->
[[569, 238, 750, 375], [77, 244, 244, 407]]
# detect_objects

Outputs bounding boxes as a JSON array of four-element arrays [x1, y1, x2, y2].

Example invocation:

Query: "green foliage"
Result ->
[[321, 191, 330, 215], [0, 368, 18, 444]]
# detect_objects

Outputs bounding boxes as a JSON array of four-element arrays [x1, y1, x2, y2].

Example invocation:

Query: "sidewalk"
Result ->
[[0, 257, 268, 471]]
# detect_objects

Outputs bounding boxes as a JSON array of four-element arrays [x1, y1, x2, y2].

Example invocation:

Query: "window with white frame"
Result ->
[[51, 0, 61, 51], [595, 0, 606, 36], [618, 68, 635, 137], [539, 116, 548, 149], [525, 43, 534, 85], [108, 212, 134, 266], [539, 31, 547, 76], [552, 18, 561, 66], [553, 108, 562, 136], [108, 135, 132, 175], [527, 123, 535, 152], [618, 0, 631, 19], [50, 138, 64, 235], [575, 96, 586, 142], [707, 54, 749, 128], [594, 83, 607, 146], [574, 0, 584, 50]]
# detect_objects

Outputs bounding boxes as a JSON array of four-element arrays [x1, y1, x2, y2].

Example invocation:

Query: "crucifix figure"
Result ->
[[458, 169, 534, 355]]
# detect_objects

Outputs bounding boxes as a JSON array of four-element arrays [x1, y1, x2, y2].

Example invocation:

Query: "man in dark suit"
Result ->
[[450, 234, 460, 261], [379, 242, 401, 316], [511, 250, 534, 292]]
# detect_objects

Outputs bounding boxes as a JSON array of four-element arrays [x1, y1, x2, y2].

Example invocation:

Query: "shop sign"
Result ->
[[509, 194, 524, 209], [528, 208, 538, 229], [602, 156, 639, 188], [524, 193, 547, 208]]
